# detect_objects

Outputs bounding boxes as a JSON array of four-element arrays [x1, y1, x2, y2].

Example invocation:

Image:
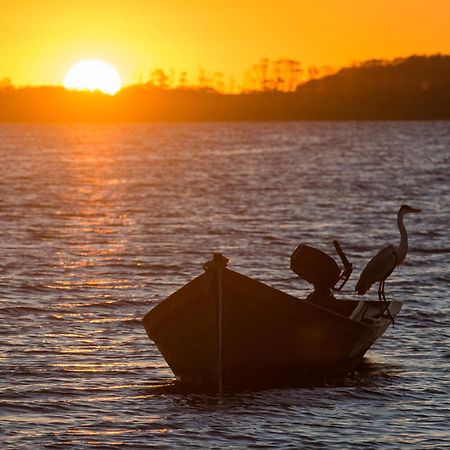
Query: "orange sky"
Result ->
[[1, 0, 450, 87]]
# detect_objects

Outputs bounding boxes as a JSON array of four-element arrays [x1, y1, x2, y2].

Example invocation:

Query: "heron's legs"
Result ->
[[379, 279, 395, 326], [377, 281, 387, 315]]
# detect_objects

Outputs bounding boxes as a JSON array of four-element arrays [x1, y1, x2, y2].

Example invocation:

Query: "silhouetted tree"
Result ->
[[307, 66, 319, 80], [178, 71, 188, 89], [150, 69, 169, 88], [0, 77, 12, 88]]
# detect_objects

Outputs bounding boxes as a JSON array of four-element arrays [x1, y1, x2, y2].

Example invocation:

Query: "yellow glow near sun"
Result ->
[[63, 60, 122, 95]]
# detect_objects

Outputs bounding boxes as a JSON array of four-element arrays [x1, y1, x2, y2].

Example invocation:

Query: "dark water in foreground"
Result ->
[[0, 122, 449, 449]]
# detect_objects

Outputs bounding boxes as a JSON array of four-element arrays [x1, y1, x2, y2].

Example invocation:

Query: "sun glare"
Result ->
[[63, 60, 122, 95]]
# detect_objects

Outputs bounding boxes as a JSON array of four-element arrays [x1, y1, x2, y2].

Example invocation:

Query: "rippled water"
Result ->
[[1, 122, 449, 449]]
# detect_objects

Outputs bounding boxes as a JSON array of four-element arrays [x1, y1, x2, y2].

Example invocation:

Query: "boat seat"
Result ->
[[349, 301, 366, 321]]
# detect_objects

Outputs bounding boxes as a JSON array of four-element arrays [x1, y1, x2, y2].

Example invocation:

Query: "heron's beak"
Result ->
[[409, 207, 421, 213]]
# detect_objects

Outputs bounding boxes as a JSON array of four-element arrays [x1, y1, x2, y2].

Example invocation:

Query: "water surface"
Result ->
[[0, 122, 449, 449]]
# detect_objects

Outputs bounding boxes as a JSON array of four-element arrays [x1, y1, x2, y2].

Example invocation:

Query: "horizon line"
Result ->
[[1, 52, 447, 94]]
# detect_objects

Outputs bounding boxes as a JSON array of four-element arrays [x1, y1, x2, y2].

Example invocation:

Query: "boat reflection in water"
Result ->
[[142, 244, 402, 392]]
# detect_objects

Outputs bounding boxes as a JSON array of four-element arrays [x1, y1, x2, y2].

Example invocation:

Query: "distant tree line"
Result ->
[[140, 59, 336, 93], [0, 55, 449, 121]]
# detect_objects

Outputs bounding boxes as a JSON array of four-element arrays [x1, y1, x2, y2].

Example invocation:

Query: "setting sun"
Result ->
[[63, 60, 122, 95]]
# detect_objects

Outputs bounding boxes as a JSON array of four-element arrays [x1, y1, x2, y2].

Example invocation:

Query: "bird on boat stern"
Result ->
[[355, 204, 421, 321]]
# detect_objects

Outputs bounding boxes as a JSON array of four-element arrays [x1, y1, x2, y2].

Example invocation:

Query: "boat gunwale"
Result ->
[[143, 267, 402, 340], [223, 268, 390, 338]]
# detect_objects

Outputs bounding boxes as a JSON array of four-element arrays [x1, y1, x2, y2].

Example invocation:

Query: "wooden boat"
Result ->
[[143, 251, 403, 392]]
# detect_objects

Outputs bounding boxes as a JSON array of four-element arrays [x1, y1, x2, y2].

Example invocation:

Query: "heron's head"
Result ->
[[399, 204, 421, 214]]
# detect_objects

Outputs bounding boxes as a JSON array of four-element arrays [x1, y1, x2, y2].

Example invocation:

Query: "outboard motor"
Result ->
[[290, 240, 352, 306]]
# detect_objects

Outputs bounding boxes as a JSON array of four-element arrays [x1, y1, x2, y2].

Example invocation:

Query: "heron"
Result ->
[[355, 204, 421, 321]]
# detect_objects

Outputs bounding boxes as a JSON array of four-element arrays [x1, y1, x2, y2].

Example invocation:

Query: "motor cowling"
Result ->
[[290, 244, 341, 292]]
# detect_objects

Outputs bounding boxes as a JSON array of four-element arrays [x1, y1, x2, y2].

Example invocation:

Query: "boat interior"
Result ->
[[323, 299, 391, 323], [290, 242, 396, 324]]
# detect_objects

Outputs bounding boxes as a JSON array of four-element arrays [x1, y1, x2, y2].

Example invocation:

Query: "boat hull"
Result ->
[[143, 268, 402, 390]]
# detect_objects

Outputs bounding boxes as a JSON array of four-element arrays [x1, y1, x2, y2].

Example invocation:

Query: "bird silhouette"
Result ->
[[355, 205, 421, 321]]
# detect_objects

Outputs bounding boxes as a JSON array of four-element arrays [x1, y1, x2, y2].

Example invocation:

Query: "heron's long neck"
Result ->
[[396, 211, 408, 264]]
